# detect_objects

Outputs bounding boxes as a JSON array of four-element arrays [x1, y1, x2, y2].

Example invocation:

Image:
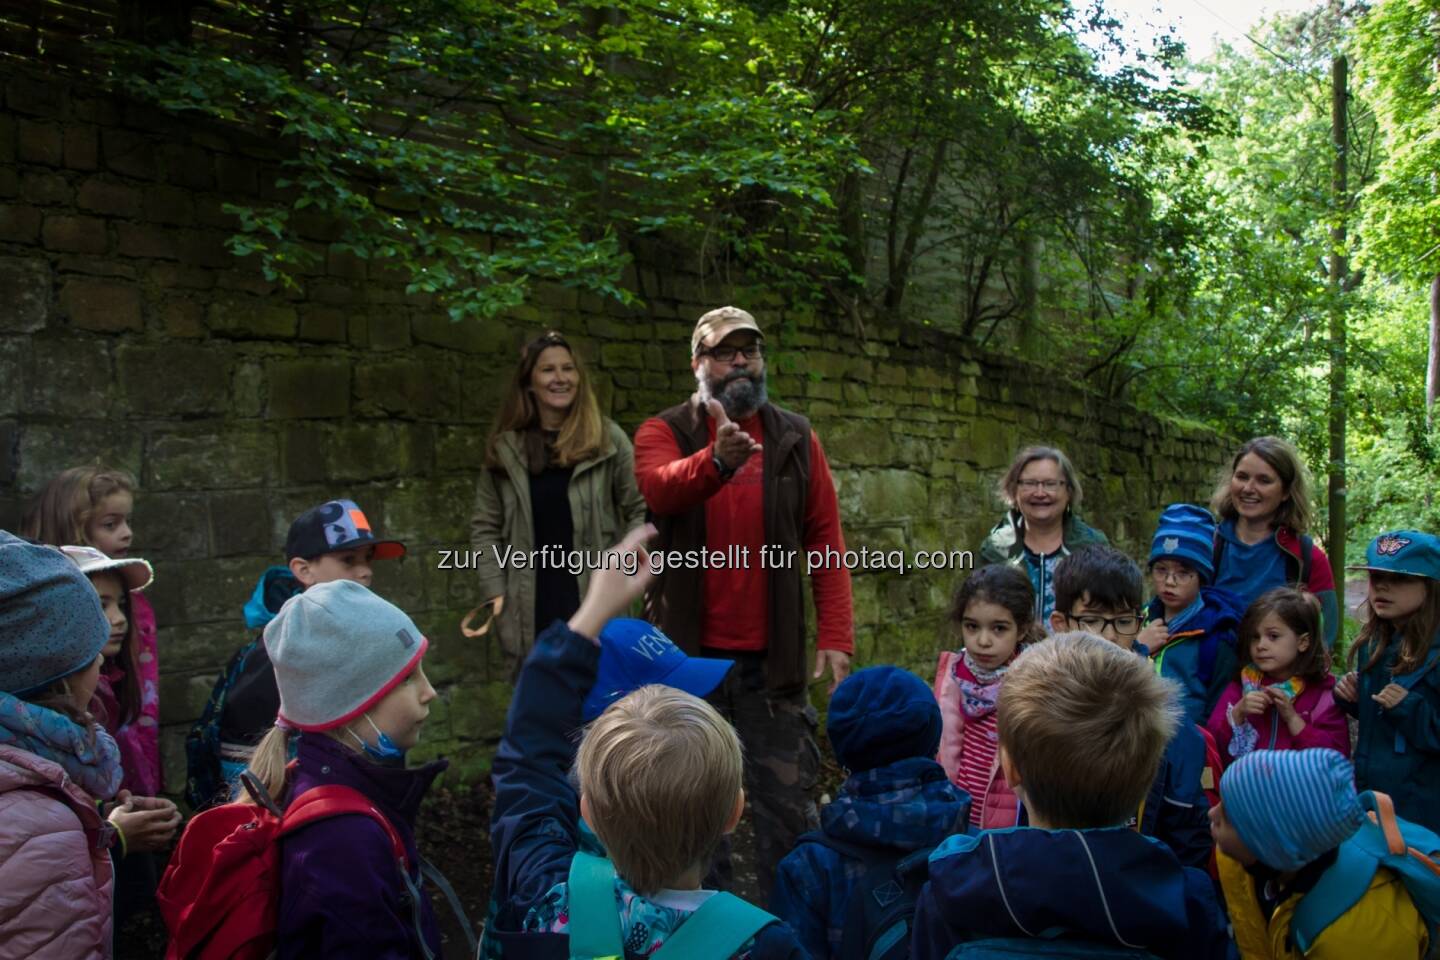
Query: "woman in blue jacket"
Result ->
[[1209, 436, 1339, 648]]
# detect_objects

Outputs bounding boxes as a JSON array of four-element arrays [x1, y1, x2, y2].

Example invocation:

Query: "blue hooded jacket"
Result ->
[[1338, 637, 1440, 834], [481, 621, 808, 960], [1143, 585, 1246, 728], [770, 757, 970, 959], [1136, 723, 1212, 869], [909, 827, 1225, 960]]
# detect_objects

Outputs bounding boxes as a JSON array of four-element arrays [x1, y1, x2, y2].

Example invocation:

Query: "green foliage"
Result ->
[[1353, 0, 1440, 283], [112, 0, 866, 319]]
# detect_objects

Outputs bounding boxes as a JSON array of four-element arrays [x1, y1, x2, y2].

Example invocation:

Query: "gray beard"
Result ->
[[698, 368, 768, 419]]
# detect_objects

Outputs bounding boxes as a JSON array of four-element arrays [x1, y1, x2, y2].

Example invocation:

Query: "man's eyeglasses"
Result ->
[[702, 343, 763, 363], [1017, 479, 1067, 492], [1065, 613, 1142, 636]]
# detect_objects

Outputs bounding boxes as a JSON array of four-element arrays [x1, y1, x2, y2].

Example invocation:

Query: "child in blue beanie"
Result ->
[[771, 666, 970, 959], [1138, 503, 1247, 727], [1210, 748, 1430, 959]]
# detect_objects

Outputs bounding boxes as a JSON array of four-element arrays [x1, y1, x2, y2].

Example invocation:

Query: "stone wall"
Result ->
[[0, 70, 1234, 794]]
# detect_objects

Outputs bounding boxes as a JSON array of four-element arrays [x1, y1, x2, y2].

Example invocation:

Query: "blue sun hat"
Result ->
[[582, 619, 734, 721], [1347, 530, 1440, 581]]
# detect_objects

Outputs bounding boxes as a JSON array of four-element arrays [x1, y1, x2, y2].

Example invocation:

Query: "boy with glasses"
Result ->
[[1137, 504, 1247, 727], [1048, 545, 1215, 869]]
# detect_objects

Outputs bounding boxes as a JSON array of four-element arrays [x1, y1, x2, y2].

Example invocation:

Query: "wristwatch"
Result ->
[[712, 452, 736, 481]]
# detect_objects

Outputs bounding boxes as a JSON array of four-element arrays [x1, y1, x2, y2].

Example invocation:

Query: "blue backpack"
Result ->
[[1290, 790, 1440, 953], [567, 851, 778, 960], [946, 940, 1161, 958], [797, 832, 934, 960]]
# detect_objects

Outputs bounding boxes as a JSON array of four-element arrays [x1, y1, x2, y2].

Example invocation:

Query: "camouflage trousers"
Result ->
[[701, 648, 820, 903]]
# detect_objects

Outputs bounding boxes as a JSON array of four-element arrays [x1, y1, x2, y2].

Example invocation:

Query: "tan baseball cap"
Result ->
[[691, 306, 764, 357]]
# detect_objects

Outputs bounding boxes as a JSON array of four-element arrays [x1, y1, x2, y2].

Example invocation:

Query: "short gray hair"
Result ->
[[998, 446, 1083, 509]]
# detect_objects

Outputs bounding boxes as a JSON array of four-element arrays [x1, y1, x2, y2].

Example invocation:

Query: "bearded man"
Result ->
[[633, 305, 854, 898]]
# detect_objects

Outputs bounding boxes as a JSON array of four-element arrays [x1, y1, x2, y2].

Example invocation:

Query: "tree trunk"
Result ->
[[885, 138, 946, 313], [1327, 53, 1348, 579], [1428, 272, 1440, 423]]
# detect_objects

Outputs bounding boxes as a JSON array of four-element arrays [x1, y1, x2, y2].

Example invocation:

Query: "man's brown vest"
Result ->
[[644, 398, 812, 691]]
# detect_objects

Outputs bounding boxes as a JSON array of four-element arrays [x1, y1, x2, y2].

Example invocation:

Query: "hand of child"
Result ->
[[1373, 683, 1409, 710], [1138, 621, 1170, 654], [1334, 671, 1358, 702], [109, 798, 181, 853], [1231, 691, 1270, 724], [1268, 687, 1306, 734], [567, 524, 658, 643]]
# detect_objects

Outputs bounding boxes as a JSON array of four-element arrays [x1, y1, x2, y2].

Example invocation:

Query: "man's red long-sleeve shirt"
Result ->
[[633, 410, 854, 655]]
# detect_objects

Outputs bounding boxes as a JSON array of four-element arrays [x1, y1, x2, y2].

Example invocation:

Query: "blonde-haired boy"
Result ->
[[481, 525, 806, 960], [577, 685, 745, 895], [910, 633, 1227, 960]]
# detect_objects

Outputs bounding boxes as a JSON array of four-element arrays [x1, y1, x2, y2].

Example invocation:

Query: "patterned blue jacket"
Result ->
[[770, 757, 970, 959]]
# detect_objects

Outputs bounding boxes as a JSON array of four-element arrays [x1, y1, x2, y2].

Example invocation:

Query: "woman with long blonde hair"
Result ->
[[469, 331, 647, 670]]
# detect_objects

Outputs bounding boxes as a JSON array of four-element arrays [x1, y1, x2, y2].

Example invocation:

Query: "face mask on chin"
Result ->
[[346, 713, 405, 763]]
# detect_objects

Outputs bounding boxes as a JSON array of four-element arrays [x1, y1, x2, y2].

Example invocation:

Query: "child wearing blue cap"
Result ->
[[1336, 529, 1440, 834], [771, 666, 970, 959], [482, 525, 808, 960], [1137, 503, 1247, 727], [1209, 749, 1430, 959]]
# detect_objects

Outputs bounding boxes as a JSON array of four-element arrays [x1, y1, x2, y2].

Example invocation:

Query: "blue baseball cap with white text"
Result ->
[[581, 618, 734, 721]]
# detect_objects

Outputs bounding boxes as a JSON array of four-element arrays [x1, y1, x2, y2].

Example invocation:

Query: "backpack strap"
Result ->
[[1362, 791, 1408, 855], [567, 851, 625, 959], [652, 892, 776, 960], [1290, 838, 1378, 953], [1298, 534, 1313, 586], [1393, 648, 1440, 691], [1290, 790, 1412, 954], [421, 857, 479, 957], [798, 830, 893, 865], [280, 785, 411, 869]]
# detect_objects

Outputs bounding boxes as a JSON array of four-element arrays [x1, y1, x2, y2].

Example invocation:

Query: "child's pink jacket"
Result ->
[[1206, 672, 1350, 767], [0, 746, 114, 957], [933, 651, 1022, 829], [115, 590, 162, 796]]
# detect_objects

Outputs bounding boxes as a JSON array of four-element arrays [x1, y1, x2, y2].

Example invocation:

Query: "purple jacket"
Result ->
[[277, 733, 447, 960]]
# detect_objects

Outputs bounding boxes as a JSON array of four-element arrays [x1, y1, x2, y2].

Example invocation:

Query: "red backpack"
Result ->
[[158, 779, 418, 960], [1196, 725, 1224, 882]]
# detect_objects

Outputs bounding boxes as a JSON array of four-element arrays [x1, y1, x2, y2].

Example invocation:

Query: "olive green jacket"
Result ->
[[469, 419, 647, 658]]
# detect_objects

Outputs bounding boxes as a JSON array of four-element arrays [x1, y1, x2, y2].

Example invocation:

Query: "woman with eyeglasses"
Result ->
[[1209, 436, 1338, 649], [468, 331, 647, 673], [977, 445, 1109, 627]]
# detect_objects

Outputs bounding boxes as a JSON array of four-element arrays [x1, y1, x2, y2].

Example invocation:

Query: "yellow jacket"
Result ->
[[1218, 851, 1429, 959]]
